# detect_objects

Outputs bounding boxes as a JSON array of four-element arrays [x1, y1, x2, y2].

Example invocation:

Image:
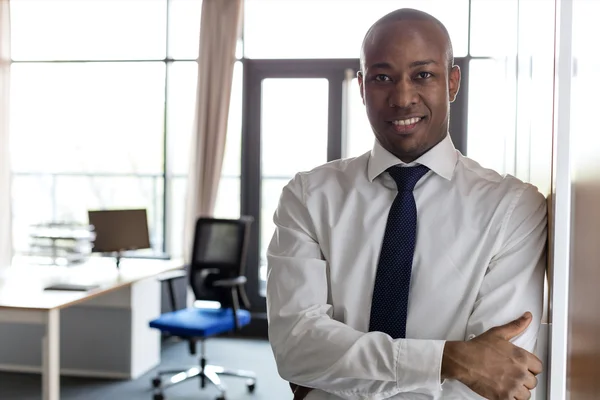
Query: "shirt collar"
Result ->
[[367, 133, 458, 182]]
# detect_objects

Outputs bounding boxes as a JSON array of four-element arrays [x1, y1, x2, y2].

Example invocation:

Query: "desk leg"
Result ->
[[42, 309, 60, 400]]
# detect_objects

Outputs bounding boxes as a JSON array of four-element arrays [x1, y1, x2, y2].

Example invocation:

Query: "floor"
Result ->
[[0, 337, 291, 400]]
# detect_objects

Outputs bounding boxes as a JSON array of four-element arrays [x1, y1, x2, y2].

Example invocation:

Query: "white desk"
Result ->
[[0, 256, 182, 400]]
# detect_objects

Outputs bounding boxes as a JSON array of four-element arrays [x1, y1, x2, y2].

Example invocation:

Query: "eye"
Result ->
[[374, 74, 391, 82], [416, 71, 433, 79]]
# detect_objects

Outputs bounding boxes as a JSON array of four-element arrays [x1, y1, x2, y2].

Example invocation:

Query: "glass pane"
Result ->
[[261, 78, 328, 175], [512, 0, 555, 195], [168, 61, 242, 176], [260, 177, 292, 292], [10, 62, 166, 174], [168, 62, 198, 175], [10, 0, 166, 61], [214, 177, 241, 219], [244, 0, 468, 59], [346, 77, 375, 158], [168, 0, 202, 59], [470, 0, 518, 56], [11, 174, 164, 254], [467, 59, 516, 175], [55, 176, 164, 251], [260, 78, 329, 278], [11, 175, 55, 253], [167, 176, 187, 258]]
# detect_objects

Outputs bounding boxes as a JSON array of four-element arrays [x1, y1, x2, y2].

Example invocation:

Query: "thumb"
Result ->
[[494, 312, 533, 341]]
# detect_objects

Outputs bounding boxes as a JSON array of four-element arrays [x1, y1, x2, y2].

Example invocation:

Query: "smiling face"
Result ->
[[358, 18, 460, 162]]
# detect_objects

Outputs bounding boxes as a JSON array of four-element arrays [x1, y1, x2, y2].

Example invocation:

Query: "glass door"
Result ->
[[241, 59, 359, 317], [259, 78, 329, 291]]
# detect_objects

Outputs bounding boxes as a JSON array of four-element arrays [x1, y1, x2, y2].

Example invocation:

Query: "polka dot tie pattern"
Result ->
[[368, 164, 430, 339]]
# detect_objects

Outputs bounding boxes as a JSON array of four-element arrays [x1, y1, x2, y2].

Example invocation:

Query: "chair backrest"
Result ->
[[188, 216, 253, 308]]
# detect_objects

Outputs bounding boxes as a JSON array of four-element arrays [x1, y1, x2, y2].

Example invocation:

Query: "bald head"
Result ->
[[360, 8, 454, 72]]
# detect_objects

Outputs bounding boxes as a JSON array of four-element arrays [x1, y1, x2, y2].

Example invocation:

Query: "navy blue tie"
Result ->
[[369, 164, 430, 339]]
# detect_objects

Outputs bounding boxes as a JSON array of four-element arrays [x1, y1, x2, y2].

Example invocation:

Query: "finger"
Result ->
[[493, 312, 532, 341], [523, 371, 538, 390], [526, 352, 544, 376], [514, 385, 532, 400]]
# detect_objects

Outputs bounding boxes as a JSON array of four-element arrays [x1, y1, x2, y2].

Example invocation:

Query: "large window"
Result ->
[[9, 0, 241, 258], [9, 1, 555, 334]]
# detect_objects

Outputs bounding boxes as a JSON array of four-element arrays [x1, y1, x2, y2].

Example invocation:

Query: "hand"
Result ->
[[442, 312, 543, 400], [289, 382, 313, 400]]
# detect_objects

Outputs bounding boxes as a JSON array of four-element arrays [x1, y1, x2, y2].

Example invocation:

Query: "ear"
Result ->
[[448, 65, 461, 103], [357, 70, 365, 105]]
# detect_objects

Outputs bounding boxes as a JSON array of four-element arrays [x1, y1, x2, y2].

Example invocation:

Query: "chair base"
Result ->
[[151, 358, 257, 400]]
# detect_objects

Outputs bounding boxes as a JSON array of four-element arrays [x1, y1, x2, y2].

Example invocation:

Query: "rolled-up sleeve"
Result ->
[[266, 173, 445, 399]]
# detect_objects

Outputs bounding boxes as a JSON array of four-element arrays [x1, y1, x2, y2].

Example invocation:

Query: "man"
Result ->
[[266, 8, 546, 400]]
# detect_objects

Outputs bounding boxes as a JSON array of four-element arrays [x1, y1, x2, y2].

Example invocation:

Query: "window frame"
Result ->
[[8, 0, 198, 258]]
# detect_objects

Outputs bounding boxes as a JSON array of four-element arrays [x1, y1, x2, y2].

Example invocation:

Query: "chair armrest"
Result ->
[[214, 277, 248, 331], [213, 276, 247, 287], [157, 269, 187, 283], [158, 268, 187, 311]]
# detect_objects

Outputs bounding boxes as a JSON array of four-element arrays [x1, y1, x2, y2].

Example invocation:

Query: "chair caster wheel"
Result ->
[[153, 393, 164, 400], [151, 377, 161, 388], [247, 382, 256, 393]]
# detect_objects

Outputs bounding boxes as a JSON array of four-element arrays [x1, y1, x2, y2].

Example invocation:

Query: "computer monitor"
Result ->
[[88, 208, 151, 268]]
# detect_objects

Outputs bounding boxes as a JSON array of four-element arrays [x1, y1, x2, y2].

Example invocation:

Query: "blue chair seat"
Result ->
[[150, 307, 251, 338]]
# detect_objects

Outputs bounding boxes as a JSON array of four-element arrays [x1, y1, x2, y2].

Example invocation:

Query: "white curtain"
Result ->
[[183, 0, 243, 261], [0, 0, 12, 268]]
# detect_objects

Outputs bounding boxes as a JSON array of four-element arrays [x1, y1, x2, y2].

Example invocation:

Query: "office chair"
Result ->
[[149, 216, 257, 400]]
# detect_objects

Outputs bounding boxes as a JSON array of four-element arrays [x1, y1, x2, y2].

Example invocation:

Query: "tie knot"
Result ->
[[387, 165, 430, 191]]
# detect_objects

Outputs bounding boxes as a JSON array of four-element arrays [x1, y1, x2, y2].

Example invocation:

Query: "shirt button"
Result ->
[[467, 334, 476, 340]]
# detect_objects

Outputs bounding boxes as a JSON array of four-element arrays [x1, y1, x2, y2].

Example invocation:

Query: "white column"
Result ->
[[0, 0, 13, 270], [548, 0, 574, 399]]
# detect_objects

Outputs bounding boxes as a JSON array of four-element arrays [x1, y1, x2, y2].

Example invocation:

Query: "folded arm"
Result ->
[[442, 184, 548, 398], [466, 184, 547, 350], [266, 174, 445, 399]]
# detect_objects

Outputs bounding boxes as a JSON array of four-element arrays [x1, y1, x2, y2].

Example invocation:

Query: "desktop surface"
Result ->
[[0, 255, 183, 311]]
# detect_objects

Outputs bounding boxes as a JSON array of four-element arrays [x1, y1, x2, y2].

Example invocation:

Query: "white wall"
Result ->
[[0, 0, 12, 269]]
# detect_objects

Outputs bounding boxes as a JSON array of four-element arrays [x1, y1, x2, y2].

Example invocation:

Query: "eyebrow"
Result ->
[[368, 62, 393, 70], [368, 59, 439, 70], [409, 59, 439, 68]]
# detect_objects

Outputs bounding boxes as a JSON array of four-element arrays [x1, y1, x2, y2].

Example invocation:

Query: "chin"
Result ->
[[390, 140, 429, 162], [395, 150, 422, 162]]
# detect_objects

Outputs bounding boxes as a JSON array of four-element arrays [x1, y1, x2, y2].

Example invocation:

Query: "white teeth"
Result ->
[[393, 117, 422, 126]]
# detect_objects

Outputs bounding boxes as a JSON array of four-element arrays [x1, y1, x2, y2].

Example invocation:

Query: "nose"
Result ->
[[389, 78, 418, 108]]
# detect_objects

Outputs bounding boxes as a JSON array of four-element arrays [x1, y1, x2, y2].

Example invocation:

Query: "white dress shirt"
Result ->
[[266, 134, 547, 400]]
